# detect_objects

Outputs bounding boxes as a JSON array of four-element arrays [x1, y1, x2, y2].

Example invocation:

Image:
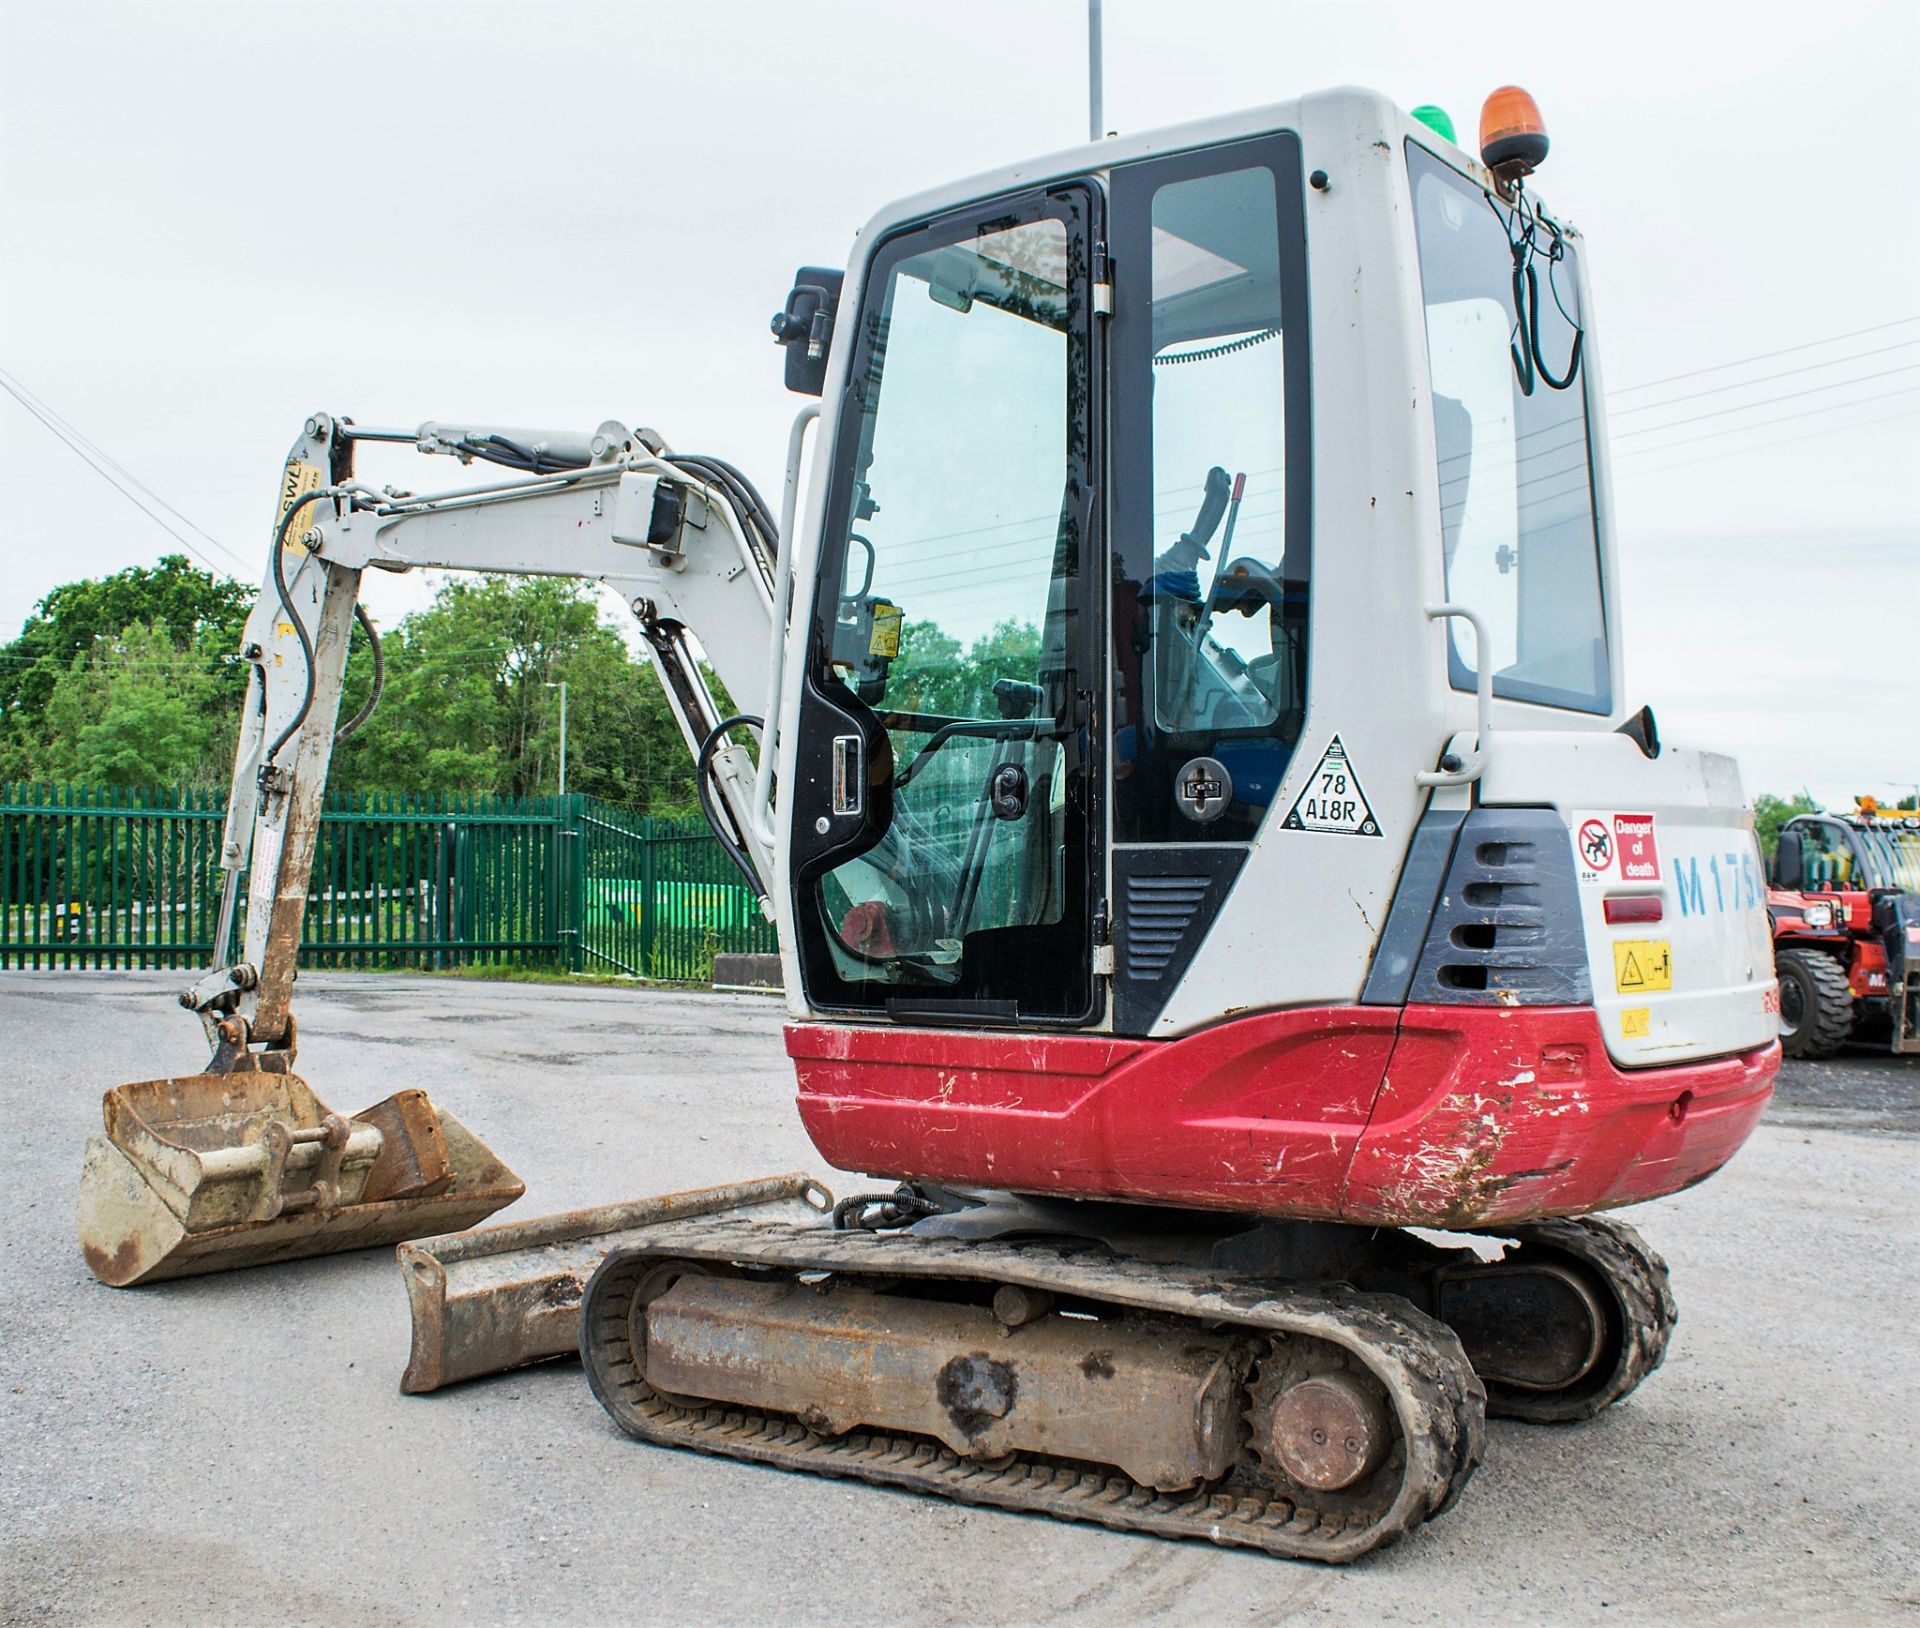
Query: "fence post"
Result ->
[[563, 793, 587, 972], [639, 815, 657, 981]]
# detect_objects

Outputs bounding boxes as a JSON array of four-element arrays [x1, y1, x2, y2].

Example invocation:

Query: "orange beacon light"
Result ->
[[1480, 86, 1549, 180]]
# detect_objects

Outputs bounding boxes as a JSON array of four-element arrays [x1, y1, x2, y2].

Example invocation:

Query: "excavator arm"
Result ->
[[186, 410, 783, 1059], [77, 410, 790, 1285]]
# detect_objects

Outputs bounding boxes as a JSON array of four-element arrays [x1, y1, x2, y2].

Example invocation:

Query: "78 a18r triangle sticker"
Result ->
[[1282, 734, 1380, 837]]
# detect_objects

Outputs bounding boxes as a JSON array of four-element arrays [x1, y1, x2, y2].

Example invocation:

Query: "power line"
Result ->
[[1441, 389, 1918, 520], [1608, 316, 1920, 394], [0, 367, 254, 573], [1, 380, 236, 578], [1611, 363, 1919, 440], [1615, 406, 1920, 484], [0, 369, 254, 577], [1437, 365, 1920, 491], [1609, 338, 1920, 416]]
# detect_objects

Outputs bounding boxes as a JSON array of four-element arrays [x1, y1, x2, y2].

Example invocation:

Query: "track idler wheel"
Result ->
[[1246, 1358, 1393, 1493], [1443, 1216, 1677, 1423]]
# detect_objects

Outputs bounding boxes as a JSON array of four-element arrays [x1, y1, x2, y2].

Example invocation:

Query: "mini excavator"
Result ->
[[77, 87, 1780, 1561]]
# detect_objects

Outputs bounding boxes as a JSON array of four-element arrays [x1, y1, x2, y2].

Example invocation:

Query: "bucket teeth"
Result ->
[[76, 1072, 524, 1287]]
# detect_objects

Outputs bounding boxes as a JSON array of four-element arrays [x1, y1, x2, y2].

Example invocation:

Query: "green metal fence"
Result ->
[[577, 809, 774, 981], [0, 784, 773, 979]]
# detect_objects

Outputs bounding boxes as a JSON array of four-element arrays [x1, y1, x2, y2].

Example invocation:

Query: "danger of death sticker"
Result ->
[[1282, 735, 1380, 837], [1578, 811, 1662, 884]]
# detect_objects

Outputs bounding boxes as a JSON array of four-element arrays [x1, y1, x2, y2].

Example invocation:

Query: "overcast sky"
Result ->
[[3, 0, 1915, 807]]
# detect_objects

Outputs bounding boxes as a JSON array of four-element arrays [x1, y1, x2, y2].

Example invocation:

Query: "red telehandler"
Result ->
[[1769, 803, 1920, 1056]]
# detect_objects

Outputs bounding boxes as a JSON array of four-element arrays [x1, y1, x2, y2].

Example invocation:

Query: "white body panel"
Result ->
[[1483, 733, 1778, 1065]]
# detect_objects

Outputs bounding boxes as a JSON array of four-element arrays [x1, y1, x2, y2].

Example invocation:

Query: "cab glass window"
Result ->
[[1802, 820, 1857, 889], [1409, 143, 1610, 713], [794, 189, 1096, 1020], [1109, 135, 1311, 842]]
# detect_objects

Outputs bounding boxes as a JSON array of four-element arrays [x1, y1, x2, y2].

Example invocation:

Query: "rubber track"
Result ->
[[1482, 1215, 1677, 1423], [580, 1217, 1486, 1563]]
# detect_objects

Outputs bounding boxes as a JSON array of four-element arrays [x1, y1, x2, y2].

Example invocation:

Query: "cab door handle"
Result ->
[[831, 734, 863, 815]]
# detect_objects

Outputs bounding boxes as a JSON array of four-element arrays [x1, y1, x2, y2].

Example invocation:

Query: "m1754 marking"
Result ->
[[1673, 849, 1763, 918]]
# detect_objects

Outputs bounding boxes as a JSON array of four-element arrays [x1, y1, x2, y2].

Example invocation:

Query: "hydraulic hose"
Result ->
[[333, 601, 385, 743], [669, 454, 780, 566], [695, 714, 768, 900], [264, 488, 332, 767]]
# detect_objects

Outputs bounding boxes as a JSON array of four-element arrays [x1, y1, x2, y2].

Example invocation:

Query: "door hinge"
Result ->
[[1093, 944, 1116, 977], [1092, 241, 1112, 317]]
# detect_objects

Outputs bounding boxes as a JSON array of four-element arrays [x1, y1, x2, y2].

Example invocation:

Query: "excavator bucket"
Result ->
[[396, 1172, 832, 1393], [77, 1070, 525, 1287]]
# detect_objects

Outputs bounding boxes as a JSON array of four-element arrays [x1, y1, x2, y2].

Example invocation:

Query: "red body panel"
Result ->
[[1770, 886, 1891, 998], [789, 1006, 1778, 1230], [1849, 939, 1889, 998]]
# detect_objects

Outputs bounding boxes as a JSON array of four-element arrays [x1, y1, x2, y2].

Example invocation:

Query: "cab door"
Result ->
[[787, 184, 1103, 1026], [1104, 134, 1314, 1033]]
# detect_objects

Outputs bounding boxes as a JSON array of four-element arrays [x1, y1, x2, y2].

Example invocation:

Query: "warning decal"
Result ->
[[1282, 735, 1380, 837], [1576, 811, 1662, 885], [868, 603, 902, 658], [276, 459, 325, 556], [1612, 938, 1672, 994], [1613, 813, 1661, 881]]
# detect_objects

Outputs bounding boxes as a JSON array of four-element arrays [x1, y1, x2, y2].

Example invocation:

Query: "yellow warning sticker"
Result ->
[[1620, 1006, 1651, 1038], [868, 603, 903, 659], [276, 459, 325, 554], [1613, 939, 1672, 994]]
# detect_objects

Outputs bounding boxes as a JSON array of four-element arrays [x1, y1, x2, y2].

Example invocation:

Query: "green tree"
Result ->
[[333, 576, 701, 809], [886, 621, 966, 714], [0, 555, 252, 781], [1753, 791, 1820, 858], [33, 621, 222, 786], [884, 617, 1041, 718]]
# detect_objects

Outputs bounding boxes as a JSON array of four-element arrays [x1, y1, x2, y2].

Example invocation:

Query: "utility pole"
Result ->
[[546, 681, 568, 798], [1088, 0, 1104, 142]]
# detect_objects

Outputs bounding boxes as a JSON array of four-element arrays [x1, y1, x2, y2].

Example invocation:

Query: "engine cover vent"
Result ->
[[1402, 808, 1592, 1007], [1111, 846, 1247, 1035], [1124, 874, 1209, 981]]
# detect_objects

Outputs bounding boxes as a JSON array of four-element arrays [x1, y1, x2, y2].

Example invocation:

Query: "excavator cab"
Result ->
[[779, 98, 1777, 1210]]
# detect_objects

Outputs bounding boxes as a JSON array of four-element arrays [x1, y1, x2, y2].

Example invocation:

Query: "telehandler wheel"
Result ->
[[1775, 948, 1853, 1060]]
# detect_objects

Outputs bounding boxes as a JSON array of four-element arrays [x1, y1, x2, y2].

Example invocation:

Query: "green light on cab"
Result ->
[[1411, 104, 1457, 143]]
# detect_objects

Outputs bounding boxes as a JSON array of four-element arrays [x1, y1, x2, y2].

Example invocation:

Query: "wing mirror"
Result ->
[[770, 266, 845, 396], [1773, 829, 1804, 890]]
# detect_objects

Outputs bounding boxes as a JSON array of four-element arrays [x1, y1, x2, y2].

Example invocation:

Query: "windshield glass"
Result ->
[[798, 191, 1093, 1017], [1409, 143, 1611, 713], [1857, 823, 1920, 891]]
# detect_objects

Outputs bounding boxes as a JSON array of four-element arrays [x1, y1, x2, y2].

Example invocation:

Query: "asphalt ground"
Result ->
[[2, 972, 1915, 1627]]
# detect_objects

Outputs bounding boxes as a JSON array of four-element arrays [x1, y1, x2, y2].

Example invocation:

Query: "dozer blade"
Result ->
[[395, 1172, 832, 1394], [77, 1071, 525, 1287]]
